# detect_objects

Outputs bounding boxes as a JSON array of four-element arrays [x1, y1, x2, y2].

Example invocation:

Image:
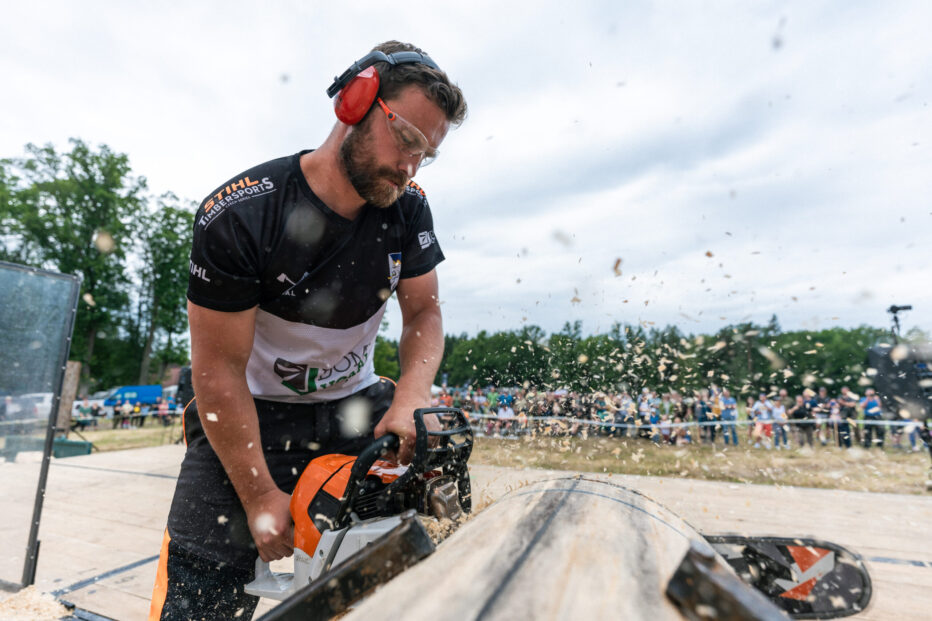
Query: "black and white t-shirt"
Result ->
[[187, 150, 444, 403]]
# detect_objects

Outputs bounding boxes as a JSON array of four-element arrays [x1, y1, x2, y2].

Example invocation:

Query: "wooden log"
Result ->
[[345, 476, 702, 620]]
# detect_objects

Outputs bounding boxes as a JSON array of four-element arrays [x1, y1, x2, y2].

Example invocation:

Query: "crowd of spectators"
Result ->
[[73, 396, 181, 429], [433, 384, 926, 452]]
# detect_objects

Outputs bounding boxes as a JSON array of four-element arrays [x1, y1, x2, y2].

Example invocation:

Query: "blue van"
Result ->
[[103, 385, 163, 409]]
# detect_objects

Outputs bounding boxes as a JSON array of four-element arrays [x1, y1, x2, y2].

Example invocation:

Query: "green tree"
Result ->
[[134, 194, 195, 384], [0, 139, 146, 387], [373, 336, 400, 379]]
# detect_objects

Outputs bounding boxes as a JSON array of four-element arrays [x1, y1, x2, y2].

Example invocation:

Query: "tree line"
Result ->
[[1, 139, 191, 391], [2, 140, 919, 399], [382, 317, 918, 399]]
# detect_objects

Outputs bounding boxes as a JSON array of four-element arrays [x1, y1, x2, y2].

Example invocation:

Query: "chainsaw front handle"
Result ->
[[333, 433, 399, 528]]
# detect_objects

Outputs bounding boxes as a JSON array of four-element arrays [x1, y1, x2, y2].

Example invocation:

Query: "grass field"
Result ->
[[68, 420, 184, 452], [470, 434, 931, 495], [59, 421, 931, 495]]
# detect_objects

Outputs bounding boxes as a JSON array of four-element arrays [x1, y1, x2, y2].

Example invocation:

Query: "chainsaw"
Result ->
[[245, 407, 473, 605]]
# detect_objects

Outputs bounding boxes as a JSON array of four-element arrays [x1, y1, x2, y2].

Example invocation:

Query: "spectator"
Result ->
[[649, 406, 662, 444], [828, 398, 851, 448], [496, 399, 515, 435], [751, 393, 773, 449], [694, 391, 709, 444], [745, 395, 757, 444], [814, 387, 831, 446], [659, 413, 672, 444], [439, 390, 453, 408], [637, 389, 652, 439], [778, 388, 792, 412], [133, 403, 146, 428], [907, 417, 922, 452], [487, 387, 499, 415], [772, 398, 789, 449], [859, 388, 884, 448], [157, 397, 171, 426], [837, 387, 857, 449], [720, 388, 739, 446], [789, 394, 813, 447], [474, 390, 487, 414], [121, 400, 134, 428], [671, 415, 691, 445], [111, 398, 121, 428]]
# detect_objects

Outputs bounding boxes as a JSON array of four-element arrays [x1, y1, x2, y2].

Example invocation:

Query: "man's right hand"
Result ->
[[244, 488, 294, 562]]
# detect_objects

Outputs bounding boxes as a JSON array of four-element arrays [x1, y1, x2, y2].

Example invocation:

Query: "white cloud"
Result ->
[[4, 0, 932, 338]]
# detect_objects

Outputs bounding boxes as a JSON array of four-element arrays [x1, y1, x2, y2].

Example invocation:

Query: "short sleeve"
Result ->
[[399, 191, 445, 279], [186, 198, 265, 312]]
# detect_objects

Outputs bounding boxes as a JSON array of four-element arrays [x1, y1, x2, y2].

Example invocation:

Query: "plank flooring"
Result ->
[[0, 445, 927, 619]]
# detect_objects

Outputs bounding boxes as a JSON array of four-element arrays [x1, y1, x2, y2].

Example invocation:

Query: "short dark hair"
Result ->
[[371, 40, 467, 126]]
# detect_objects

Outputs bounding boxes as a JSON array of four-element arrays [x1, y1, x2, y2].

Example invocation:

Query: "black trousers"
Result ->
[[154, 537, 260, 621], [152, 379, 395, 621], [862, 418, 885, 448]]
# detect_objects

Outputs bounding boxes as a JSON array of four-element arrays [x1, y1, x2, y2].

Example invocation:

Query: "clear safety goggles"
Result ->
[[377, 98, 438, 167]]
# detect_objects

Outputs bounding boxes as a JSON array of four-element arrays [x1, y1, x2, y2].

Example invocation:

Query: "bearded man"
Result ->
[[149, 41, 466, 620]]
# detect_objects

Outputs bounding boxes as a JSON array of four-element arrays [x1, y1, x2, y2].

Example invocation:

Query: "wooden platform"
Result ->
[[1, 445, 928, 619]]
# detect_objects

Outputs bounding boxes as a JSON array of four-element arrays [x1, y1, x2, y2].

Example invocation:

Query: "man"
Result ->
[[750, 393, 773, 449], [720, 388, 739, 446], [149, 41, 466, 620], [859, 388, 885, 448], [837, 386, 858, 448], [790, 393, 813, 447], [813, 386, 831, 445]]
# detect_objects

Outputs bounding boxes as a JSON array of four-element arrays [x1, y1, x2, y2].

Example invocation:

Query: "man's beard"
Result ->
[[339, 119, 408, 208]]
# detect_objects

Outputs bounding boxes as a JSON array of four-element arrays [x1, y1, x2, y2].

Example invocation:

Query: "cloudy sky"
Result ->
[[3, 1, 931, 338]]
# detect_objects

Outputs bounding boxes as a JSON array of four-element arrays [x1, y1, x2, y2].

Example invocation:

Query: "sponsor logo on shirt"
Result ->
[[405, 180, 426, 197], [274, 344, 371, 394], [387, 252, 401, 290], [189, 260, 211, 283], [417, 230, 436, 249], [276, 271, 308, 297], [197, 175, 275, 228]]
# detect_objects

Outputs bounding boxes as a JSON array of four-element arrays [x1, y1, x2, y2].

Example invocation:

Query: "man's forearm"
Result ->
[[194, 370, 278, 505], [395, 307, 443, 402]]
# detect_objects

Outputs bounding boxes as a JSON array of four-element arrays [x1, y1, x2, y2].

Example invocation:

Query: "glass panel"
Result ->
[[0, 261, 79, 588]]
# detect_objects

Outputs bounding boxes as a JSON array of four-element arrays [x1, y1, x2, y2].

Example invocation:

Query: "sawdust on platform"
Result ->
[[0, 586, 68, 620]]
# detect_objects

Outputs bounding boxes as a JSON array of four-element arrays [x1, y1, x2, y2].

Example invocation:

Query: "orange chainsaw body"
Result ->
[[290, 454, 406, 556]]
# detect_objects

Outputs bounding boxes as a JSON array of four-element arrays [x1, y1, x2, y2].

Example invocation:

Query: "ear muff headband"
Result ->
[[328, 50, 440, 125]]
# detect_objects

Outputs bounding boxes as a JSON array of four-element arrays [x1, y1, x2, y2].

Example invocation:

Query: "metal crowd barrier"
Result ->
[[465, 413, 922, 431], [464, 413, 928, 449]]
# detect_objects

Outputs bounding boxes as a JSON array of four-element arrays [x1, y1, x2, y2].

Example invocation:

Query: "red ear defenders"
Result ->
[[327, 50, 440, 125]]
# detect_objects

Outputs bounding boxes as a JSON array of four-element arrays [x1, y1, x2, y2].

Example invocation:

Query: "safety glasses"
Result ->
[[377, 98, 438, 167]]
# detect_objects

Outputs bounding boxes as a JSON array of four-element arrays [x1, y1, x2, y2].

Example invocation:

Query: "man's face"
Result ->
[[340, 85, 449, 208]]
